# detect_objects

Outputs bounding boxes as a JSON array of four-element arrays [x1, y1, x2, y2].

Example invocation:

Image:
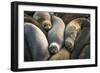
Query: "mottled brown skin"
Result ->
[[48, 47, 70, 60], [24, 15, 47, 37]]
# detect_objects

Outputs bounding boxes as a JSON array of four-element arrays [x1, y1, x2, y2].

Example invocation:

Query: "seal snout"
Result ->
[[65, 38, 74, 49], [48, 43, 60, 55], [42, 21, 52, 31]]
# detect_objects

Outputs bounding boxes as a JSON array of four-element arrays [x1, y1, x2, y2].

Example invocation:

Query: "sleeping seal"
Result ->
[[64, 18, 89, 51], [79, 45, 90, 59], [24, 15, 47, 36], [24, 23, 50, 61], [71, 27, 90, 59], [33, 11, 52, 31], [48, 15, 65, 55], [48, 47, 70, 60]]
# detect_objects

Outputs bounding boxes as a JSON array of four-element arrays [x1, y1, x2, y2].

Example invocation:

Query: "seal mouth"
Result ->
[[65, 38, 74, 49], [65, 41, 72, 48]]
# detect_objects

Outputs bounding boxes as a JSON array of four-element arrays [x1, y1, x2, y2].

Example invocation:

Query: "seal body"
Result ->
[[24, 23, 50, 61], [33, 11, 52, 31], [24, 15, 47, 36], [71, 27, 90, 59], [48, 47, 70, 60], [55, 13, 90, 25], [48, 15, 65, 55], [64, 18, 89, 51], [79, 45, 90, 59]]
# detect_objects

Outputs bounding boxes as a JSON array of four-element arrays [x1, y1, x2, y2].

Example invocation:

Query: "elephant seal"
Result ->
[[48, 47, 70, 60], [64, 18, 89, 51], [24, 23, 50, 61], [48, 15, 65, 55], [70, 27, 90, 59], [24, 11, 35, 17], [33, 11, 52, 31], [24, 36, 33, 61], [24, 15, 47, 36], [54, 13, 90, 25], [79, 45, 90, 59]]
